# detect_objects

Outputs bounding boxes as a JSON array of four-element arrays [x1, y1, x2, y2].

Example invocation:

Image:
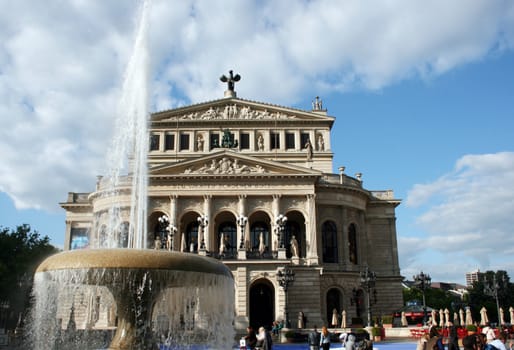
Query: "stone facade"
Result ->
[[61, 93, 403, 332]]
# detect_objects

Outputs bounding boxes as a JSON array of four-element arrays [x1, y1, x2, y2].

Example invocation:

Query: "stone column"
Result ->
[[234, 130, 241, 150], [169, 195, 178, 250], [341, 207, 348, 269], [324, 130, 331, 151], [273, 194, 286, 259], [159, 131, 164, 151], [294, 130, 301, 151], [263, 130, 270, 151], [306, 194, 318, 265], [204, 195, 212, 252], [234, 266, 249, 329], [358, 211, 367, 266], [237, 195, 248, 259], [279, 130, 286, 151], [389, 217, 400, 275]]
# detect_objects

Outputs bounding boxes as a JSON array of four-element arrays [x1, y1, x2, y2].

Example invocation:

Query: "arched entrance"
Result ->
[[249, 279, 275, 330], [326, 288, 343, 327]]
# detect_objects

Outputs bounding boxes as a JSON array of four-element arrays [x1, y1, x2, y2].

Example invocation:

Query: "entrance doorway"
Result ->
[[326, 288, 343, 327], [249, 279, 275, 330]]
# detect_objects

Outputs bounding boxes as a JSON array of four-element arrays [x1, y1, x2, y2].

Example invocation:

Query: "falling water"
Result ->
[[29, 264, 235, 349], [26, 1, 236, 349], [102, 0, 150, 249]]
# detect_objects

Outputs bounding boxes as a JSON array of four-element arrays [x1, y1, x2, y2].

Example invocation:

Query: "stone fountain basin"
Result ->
[[37, 248, 232, 277], [35, 249, 234, 350]]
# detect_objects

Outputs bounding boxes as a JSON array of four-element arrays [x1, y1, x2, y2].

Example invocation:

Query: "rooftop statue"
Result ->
[[220, 70, 241, 91]]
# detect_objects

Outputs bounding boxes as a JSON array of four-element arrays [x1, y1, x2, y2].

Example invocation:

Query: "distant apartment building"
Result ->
[[466, 269, 483, 287]]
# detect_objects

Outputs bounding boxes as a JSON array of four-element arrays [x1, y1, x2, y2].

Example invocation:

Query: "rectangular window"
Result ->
[[240, 133, 250, 149], [210, 133, 220, 150], [164, 134, 175, 150], [70, 228, 89, 250], [270, 132, 280, 150], [179, 134, 190, 151], [285, 133, 295, 149], [150, 134, 160, 151], [300, 132, 310, 148]]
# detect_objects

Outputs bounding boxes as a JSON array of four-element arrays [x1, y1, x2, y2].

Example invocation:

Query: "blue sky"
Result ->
[[1, 0, 513, 284]]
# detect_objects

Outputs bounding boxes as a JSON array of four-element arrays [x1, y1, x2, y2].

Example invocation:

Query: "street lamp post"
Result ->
[[413, 271, 431, 325], [197, 215, 209, 250], [157, 215, 170, 250], [360, 266, 377, 327], [277, 266, 295, 328], [236, 214, 248, 249], [275, 214, 287, 249], [484, 274, 504, 327]]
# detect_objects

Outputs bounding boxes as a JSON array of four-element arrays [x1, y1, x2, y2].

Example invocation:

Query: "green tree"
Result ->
[[466, 270, 514, 325], [0, 224, 59, 330], [403, 285, 461, 311]]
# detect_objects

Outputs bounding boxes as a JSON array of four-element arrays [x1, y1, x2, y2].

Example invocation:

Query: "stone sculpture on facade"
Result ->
[[305, 139, 313, 161], [317, 135, 324, 151], [197, 136, 204, 151], [220, 70, 241, 91], [184, 157, 267, 175], [312, 96, 323, 110], [258, 232, 266, 256], [257, 135, 264, 151], [290, 235, 299, 258], [219, 233, 226, 256]]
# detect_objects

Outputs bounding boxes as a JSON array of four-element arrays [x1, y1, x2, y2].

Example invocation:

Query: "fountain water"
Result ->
[[27, 1, 235, 349], [29, 250, 234, 349]]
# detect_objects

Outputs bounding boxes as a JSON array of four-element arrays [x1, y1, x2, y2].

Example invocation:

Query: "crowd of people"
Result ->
[[242, 323, 372, 350], [243, 326, 273, 350], [417, 323, 514, 350]]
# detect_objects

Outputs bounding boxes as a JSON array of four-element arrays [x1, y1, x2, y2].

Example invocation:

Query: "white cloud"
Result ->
[[402, 152, 514, 282], [0, 0, 513, 214]]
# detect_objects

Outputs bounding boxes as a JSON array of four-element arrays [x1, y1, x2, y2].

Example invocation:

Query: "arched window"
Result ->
[[284, 221, 302, 258], [322, 221, 338, 263], [186, 222, 199, 253], [250, 222, 269, 255], [119, 222, 129, 248], [218, 222, 237, 256], [348, 223, 358, 264]]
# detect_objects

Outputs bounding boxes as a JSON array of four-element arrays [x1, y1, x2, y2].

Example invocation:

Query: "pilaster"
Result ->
[[306, 194, 318, 265], [64, 220, 72, 251]]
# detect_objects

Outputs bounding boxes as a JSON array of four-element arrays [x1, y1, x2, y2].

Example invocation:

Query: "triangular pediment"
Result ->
[[151, 97, 335, 125], [149, 150, 322, 177]]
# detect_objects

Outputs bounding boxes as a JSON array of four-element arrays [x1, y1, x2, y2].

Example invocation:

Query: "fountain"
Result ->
[[30, 250, 234, 349], [27, 1, 235, 349]]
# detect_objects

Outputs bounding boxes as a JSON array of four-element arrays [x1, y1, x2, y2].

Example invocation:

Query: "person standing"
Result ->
[[345, 334, 357, 350], [489, 331, 509, 350], [416, 333, 429, 350], [256, 327, 272, 350], [462, 335, 478, 350], [426, 325, 444, 350], [308, 325, 320, 350], [244, 326, 257, 350], [447, 320, 460, 350], [320, 326, 330, 350]]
